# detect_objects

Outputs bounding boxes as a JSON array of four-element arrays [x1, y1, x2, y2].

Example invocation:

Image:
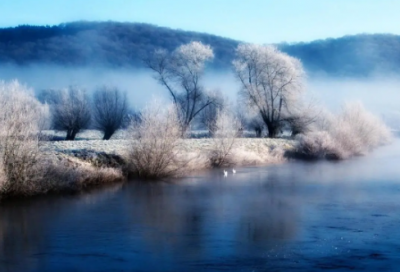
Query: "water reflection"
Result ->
[[0, 139, 400, 271]]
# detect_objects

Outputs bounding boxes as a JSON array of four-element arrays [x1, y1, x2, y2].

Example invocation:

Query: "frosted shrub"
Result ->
[[208, 109, 241, 167], [338, 102, 391, 149], [296, 131, 336, 159], [0, 80, 49, 195], [296, 102, 392, 160], [127, 101, 187, 179]]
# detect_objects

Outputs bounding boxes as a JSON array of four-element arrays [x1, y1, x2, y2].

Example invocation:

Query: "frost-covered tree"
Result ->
[[52, 87, 91, 140], [233, 44, 305, 137], [145, 41, 215, 134], [92, 86, 128, 140], [0, 81, 49, 195]]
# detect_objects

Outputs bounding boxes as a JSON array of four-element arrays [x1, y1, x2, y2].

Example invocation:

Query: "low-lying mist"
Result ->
[[307, 76, 400, 128], [0, 64, 399, 129], [0, 64, 168, 109]]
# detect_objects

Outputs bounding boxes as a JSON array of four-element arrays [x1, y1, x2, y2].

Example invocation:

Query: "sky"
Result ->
[[0, 0, 399, 44]]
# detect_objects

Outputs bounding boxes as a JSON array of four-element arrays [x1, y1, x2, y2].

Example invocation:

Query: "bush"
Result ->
[[295, 131, 337, 160], [208, 109, 241, 167], [295, 102, 392, 160], [126, 101, 188, 179], [334, 102, 392, 156], [0, 80, 49, 196]]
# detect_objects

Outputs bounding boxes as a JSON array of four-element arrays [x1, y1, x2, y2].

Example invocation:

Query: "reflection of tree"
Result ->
[[125, 184, 207, 258], [124, 179, 300, 258], [0, 183, 123, 272], [0, 173, 301, 270], [237, 193, 298, 245], [0, 198, 52, 271]]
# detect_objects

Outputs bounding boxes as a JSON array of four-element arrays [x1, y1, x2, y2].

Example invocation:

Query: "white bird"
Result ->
[[232, 168, 236, 174], [223, 170, 228, 177]]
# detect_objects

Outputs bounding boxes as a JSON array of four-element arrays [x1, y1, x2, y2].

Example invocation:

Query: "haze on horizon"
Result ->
[[0, 0, 399, 128], [0, 0, 399, 44]]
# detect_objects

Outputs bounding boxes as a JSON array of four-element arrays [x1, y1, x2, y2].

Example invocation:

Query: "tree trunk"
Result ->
[[65, 128, 79, 141], [266, 121, 280, 138], [255, 127, 262, 138], [102, 129, 115, 140]]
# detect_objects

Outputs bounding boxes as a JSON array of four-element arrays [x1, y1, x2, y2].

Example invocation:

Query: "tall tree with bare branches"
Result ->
[[233, 44, 305, 137], [145, 41, 215, 134]]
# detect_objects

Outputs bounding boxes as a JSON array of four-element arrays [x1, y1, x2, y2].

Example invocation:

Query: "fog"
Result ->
[[0, 64, 399, 128], [307, 76, 400, 129], [0, 64, 168, 109]]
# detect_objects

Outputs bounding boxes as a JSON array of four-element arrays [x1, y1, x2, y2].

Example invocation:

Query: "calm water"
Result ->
[[1, 140, 400, 272]]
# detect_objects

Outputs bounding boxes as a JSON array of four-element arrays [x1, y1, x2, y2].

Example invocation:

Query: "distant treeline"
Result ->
[[1, 21, 400, 76]]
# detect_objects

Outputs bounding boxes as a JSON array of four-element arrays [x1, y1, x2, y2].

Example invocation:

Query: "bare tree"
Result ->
[[233, 44, 305, 137], [92, 86, 128, 140], [145, 41, 215, 134], [52, 86, 91, 140]]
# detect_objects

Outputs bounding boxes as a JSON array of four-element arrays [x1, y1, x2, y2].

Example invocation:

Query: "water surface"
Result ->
[[1, 140, 400, 271]]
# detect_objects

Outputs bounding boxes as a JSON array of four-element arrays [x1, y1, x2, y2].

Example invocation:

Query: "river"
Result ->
[[1, 139, 400, 271]]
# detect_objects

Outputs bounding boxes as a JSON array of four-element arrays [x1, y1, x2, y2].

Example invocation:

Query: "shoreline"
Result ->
[[40, 137, 296, 157], [39, 137, 297, 171], [0, 130, 300, 199], [2, 128, 396, 199], [34, 137, 296, 193]]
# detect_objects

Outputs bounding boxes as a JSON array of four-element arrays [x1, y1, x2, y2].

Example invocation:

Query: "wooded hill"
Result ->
[[1, 21, 399, 76]]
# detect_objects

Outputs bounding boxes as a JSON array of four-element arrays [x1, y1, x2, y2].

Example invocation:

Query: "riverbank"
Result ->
[[40, 137, 295, 158], [0, 129, 297, 198], [39, 137, 296, 172], [1, 126, 395, 198]]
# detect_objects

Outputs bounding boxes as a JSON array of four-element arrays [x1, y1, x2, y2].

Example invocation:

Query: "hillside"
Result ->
[[1, 21, 400, 76], [0, 21, 238, 69], [281, 34, 400, 76]]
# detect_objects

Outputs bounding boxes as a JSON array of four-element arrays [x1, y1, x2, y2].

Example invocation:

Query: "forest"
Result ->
[[1, 21, 400, 76]]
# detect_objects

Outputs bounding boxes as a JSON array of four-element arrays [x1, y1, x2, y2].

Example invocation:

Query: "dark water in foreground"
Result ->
[[1, 140, 400, 272]]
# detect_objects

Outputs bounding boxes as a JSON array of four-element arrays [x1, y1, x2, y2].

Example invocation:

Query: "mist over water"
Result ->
[[308, 76, 400, 113]]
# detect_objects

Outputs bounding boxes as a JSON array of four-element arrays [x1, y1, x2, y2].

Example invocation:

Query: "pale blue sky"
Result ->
[[0, 0, 399, 43]]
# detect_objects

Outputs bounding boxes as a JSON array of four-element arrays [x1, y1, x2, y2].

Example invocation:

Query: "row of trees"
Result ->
[[35, 41, 317, 140], [33, 41, 391, 143], [38, 86, 129, 140]]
